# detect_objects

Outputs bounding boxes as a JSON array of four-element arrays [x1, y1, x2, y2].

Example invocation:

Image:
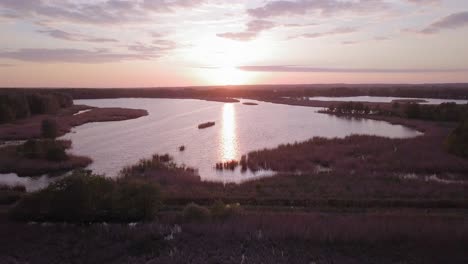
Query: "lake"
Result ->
[[308, 96, 468, 104], [0, 98, 422, 190]]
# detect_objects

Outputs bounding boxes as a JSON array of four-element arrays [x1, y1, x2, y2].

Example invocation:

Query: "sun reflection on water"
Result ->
[[220, 103, 238, 162]]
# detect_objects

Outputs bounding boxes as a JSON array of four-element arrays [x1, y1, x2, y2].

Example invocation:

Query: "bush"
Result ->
[[21, 139, 41, 159], [405, 103, 421, 119], [18, 139, 68, 161], [0, 184, 26, 205], [446, 118, 468, 158], [41, 118, 59, 138], [182, 203, 210, 222], [9, 170, 162, 222], [0, 103, 15, 123], [45, 144, 68, 161], [113, 180, 161, 221], [210, 200, 242, 219], [0, 92, 73, 124]]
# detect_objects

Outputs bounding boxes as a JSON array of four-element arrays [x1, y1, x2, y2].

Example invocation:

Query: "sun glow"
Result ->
[[220, 103, 238, 162], [189, 36, 269, 85], [200, 66, 250, 85]]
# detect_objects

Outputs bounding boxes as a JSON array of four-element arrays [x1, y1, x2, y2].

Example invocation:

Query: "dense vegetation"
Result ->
[[327, 101, 468, 122], [404, 102, 468, 121], [2, 84, 467, 103], [327, 102, 372, 115], [0, 92, 73, 124], [41, 118, 59, 138], [10, 170, 161, 222], [0, 184, 26, 205], [17, 139, 68, 162], [446, 117, 468, 158]]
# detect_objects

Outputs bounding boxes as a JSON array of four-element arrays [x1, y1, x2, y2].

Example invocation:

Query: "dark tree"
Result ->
[[41, 119, 59, 138], [405, 103, 421, 119], [446, 118, 468, 158]]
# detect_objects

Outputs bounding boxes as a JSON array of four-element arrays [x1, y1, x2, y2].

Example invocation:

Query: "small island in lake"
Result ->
[[391, 99, 428, 104], [198, 121, 215, 129], [243, 102, 258, 106]]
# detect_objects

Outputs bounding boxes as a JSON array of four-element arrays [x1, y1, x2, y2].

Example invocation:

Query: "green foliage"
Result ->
[[18, 139, 68, 161], [405, 102, 468, 122], [113, 179, 161, 221], [45, 144, 68, 161], [0, 92, 73, 124], [21, 139, 41, 159], [405, 103, 421, 119], [0, 184, 26, 205], [182, 203, 210, 222], [9, 170, 162, 222], [210, 200, 242, 219], [446, 118, 468, 158], [0, 103, 15, 123], [328, 102, 373, 115], [41, 118, 58, 138]]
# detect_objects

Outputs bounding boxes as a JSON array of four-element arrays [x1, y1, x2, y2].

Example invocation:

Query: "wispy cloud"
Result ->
[[38, 28, 118, 43], [247, 0, 388, 18], [289, 27, 357, 39], [406, 0, 441, 5], [0, 48, 155, 63], [0, 0, 209, 25], [238, 65, 468, 73], [217, 19, 275, 41], [283, 22, 317, 27], [419, 11, 468, 34]]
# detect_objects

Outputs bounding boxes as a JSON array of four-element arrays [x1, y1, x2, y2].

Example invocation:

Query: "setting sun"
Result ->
[[1, 1, 468, 261], [188, 36, 268, 85], [198, 66, 251, 85]]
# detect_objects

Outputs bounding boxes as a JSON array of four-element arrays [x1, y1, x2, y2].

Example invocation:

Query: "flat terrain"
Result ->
[[0, 105, 148, 141], [0, 87, 467, 263], [0, 209, 467, 264]]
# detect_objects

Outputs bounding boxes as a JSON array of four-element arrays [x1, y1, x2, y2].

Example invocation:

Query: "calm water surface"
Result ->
[[0, 98, 422, 189], [63, 98, 420, 182]]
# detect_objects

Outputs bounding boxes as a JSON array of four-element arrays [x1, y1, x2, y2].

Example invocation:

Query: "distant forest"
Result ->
[[0, 92, 73, 124], [1, 84, 468, 100]]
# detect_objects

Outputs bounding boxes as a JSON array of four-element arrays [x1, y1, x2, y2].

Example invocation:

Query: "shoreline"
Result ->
[[0, 104, 148, 141], [0, 104, 148, 176]]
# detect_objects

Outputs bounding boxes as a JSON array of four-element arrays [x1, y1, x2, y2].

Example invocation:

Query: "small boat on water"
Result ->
[[198, 121, 215, 129]]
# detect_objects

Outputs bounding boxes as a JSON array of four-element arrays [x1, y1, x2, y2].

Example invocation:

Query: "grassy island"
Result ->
[[198, 121, 215, 129]]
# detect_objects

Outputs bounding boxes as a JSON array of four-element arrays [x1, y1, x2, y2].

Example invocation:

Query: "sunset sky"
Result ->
[[1, 0, 468, 87]]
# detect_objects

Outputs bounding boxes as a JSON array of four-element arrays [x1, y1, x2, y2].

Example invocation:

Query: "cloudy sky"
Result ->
[[1, 0, 468, 87]]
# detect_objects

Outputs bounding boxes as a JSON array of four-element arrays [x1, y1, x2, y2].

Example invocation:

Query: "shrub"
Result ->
[[45, 144, 68, 161], [446, 117, 468, 158], [113, 179, 161, 221], [0, 103, 15, 123], [41, 118, 59, 138], [210, 200, 242, 219], [18, 139, 68, 161], [0, 184, 26, 205], [9, 170, 162, 222], [182, 203, 210, 222], [21, 139, 41, 159]]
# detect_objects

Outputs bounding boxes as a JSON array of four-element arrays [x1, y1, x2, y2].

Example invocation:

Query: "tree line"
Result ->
[[0, 92, 73, 124]]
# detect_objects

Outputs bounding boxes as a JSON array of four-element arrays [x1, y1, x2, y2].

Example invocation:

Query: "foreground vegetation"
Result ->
[[3, 157, 468, 263], [1, 211, 467, 263], [0, 119, 92, 176], [0, 184, 25, 205], [10, 170, 161, 222]]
